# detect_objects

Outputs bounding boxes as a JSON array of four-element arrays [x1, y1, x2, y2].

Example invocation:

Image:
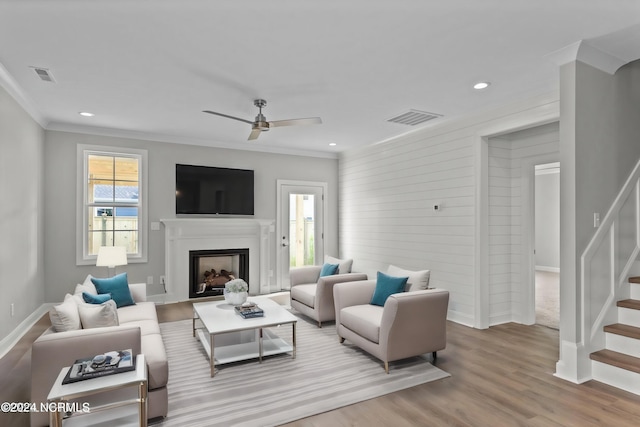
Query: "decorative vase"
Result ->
[[224, 290, 248, 306]]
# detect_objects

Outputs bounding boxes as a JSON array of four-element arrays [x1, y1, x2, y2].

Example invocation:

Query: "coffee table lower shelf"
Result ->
[[195, 328, 293, 366]]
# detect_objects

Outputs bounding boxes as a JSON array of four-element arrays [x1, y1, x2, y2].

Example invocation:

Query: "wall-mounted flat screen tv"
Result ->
[[176, 164, 254, 215]]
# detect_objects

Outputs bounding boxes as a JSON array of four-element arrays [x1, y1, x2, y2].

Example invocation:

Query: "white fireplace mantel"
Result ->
[[161, 218, 274, 300]]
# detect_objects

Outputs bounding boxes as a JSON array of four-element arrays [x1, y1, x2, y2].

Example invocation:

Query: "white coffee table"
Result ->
[[192, 296, 297, 377]]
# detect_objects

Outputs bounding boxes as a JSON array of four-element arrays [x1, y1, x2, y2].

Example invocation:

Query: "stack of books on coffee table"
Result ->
[[234, 303, 264, 318]]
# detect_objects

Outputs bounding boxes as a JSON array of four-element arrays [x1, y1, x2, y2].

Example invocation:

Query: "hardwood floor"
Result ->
[[3, 301, 639, 426]]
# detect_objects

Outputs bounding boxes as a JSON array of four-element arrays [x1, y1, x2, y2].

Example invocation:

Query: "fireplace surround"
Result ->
[[161, 218, 274, 300]]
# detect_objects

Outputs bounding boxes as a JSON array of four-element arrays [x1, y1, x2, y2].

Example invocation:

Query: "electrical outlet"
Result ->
[[147, 276, 154, 285]]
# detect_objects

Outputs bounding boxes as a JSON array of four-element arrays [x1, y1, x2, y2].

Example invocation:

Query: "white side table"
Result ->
[[47, 354, 148, 427]]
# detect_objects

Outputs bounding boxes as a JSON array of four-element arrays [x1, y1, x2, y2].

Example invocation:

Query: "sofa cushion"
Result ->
[[77, 299, 119, 329], [340, 304, 384, 343], [371, 271, 408, 307], [387, 265, 430, 292], [325, 255, 353, 274], [91, 273, 136, 308], [320, 263, 339, 277], [49, 294, 82, 332], [117, 301, 158, 324], [290, 284, 316, 308]]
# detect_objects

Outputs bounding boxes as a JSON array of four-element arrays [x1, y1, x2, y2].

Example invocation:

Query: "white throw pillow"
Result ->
[[77, 299, 119, 329], [387, 265, 430, 292], [49, 294, 82, 332], [80, 274, 98, 294], [325, 255, 353, 274], [74, 283, 97, 296]]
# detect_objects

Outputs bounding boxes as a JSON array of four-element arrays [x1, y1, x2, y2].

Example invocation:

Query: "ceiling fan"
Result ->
[[203, 99, 322, 140]]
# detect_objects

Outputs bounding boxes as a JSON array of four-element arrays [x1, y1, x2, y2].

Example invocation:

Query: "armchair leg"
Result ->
[[317, 321, 322, 328], [432, 351, 437, 362], [339, 336, 345, 344], [384, 361, 389, 374]]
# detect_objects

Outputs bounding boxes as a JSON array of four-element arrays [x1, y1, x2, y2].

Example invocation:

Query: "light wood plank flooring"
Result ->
[[2, 300, 640, 426]]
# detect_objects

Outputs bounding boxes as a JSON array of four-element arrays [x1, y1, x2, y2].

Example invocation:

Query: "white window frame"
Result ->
[[76, 144, 148, 265]]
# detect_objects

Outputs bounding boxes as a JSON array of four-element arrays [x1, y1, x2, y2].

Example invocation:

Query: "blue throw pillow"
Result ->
[[320, 263, 339, 277], [91, 272, 135, 308], [82, 292, 112, 304], [370, 271, 409, 307]]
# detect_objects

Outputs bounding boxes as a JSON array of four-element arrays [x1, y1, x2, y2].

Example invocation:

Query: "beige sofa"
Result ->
[[334, 277, 449, 373], [30, 282, 168, 426], [290, 264, 367, 327]]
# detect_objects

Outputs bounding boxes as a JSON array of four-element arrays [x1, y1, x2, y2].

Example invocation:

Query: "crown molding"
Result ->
[[0, 62, 48, 127], [46, 122, 339, 159], [546, 39, 631, 75]]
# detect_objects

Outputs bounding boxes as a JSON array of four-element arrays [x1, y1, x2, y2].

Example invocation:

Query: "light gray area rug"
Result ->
[[156, 316, 450, 427]]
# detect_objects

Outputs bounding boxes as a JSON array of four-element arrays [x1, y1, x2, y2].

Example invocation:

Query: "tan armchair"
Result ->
[[290, 264, 367, 327], [334, 279, 449, 373]]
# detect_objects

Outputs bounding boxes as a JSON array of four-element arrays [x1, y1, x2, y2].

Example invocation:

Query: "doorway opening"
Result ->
[[534, 162, 560, 329]]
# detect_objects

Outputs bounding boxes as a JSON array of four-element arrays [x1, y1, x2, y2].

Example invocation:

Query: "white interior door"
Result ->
[[277, 181, 325, 290]]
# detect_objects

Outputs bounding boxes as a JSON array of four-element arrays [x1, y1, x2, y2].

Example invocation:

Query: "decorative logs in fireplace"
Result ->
[[189, 249, 249, 298]]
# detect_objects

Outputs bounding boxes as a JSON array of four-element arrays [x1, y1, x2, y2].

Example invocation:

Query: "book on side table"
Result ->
[[234, 303, 264, 318], [62, 349, 135, 384]]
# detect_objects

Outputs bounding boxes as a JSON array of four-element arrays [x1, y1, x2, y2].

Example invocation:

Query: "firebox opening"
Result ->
[[189, 249, 249, 299]]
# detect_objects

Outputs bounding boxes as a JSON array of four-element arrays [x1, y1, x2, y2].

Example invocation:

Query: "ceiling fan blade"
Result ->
[[248, 128, 261, 140], [269, 117, 322, 128], [203, 110, 254, 125]]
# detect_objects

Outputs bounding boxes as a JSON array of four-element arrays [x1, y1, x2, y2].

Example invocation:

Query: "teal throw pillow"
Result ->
[[370, 271, 409, 307], [91, 273, 135, 308], [320, 263, 339, 277], [82, 292, 112, 304]]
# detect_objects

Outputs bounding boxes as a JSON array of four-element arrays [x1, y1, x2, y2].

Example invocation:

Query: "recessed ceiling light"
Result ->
[[329, 143, 337, 146], [473, 82, 490, 90], [79, 112, 95, 117]]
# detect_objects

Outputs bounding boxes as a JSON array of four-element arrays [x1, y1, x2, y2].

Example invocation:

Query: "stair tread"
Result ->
[[617, 299, 640, 310], [590, 349, 640, 374], [629, 277, 640, 284], [604, 323, 640, 340]]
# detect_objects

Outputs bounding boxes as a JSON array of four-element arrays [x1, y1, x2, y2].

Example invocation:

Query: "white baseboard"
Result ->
[[535, 265, 560, 273], [0, 303, 54, 359]]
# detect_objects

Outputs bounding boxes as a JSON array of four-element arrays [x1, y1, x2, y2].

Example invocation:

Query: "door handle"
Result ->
[[282, 242, 289, 247]]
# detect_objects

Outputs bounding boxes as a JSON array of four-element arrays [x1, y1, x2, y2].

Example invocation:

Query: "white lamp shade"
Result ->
[[96, 246, 128, 268]]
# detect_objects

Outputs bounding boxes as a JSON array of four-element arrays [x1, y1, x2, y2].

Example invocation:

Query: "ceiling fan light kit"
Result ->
[[203, 98, 322, 141]]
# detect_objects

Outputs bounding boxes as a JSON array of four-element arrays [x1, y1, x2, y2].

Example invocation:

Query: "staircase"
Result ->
[[589, 277, 640, 394]]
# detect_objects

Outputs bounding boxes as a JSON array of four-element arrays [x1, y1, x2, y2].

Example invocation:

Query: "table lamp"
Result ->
[[96, 246, 128, 277]]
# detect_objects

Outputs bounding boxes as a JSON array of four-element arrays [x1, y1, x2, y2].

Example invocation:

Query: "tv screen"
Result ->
[[176, 164, 254, 215]]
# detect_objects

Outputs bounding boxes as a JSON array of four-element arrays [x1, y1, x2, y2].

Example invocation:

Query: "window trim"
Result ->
[[76, 144, 148, 265]]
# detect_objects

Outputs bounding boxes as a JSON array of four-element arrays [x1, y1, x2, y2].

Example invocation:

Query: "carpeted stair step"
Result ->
[[617, 299, 640, 310], [604, 323, 640, 340], [590, 349, 640, 374]]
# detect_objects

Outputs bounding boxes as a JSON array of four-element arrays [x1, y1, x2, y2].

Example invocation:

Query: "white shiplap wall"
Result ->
[[339, 95, 559, 326], [340, 131, 476, 323], [488, 123, 560, 325]]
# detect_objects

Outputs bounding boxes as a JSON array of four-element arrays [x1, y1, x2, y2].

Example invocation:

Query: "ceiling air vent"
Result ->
[[31, 67, 55, 83], [387, 109, 442, 126]]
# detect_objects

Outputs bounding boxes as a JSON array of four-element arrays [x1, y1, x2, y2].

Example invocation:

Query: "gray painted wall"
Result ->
[[43, 130, 339, 303], [0, 85, 45, 342]]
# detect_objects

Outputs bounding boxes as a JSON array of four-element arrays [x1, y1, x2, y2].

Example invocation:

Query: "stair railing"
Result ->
[[581, 158, 640, 361]]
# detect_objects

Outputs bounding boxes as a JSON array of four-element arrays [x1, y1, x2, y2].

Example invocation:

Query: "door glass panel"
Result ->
[[289, 194, 315, 267]]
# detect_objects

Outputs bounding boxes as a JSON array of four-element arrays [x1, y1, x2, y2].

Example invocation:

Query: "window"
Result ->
[[77, 145, 148, 264]]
